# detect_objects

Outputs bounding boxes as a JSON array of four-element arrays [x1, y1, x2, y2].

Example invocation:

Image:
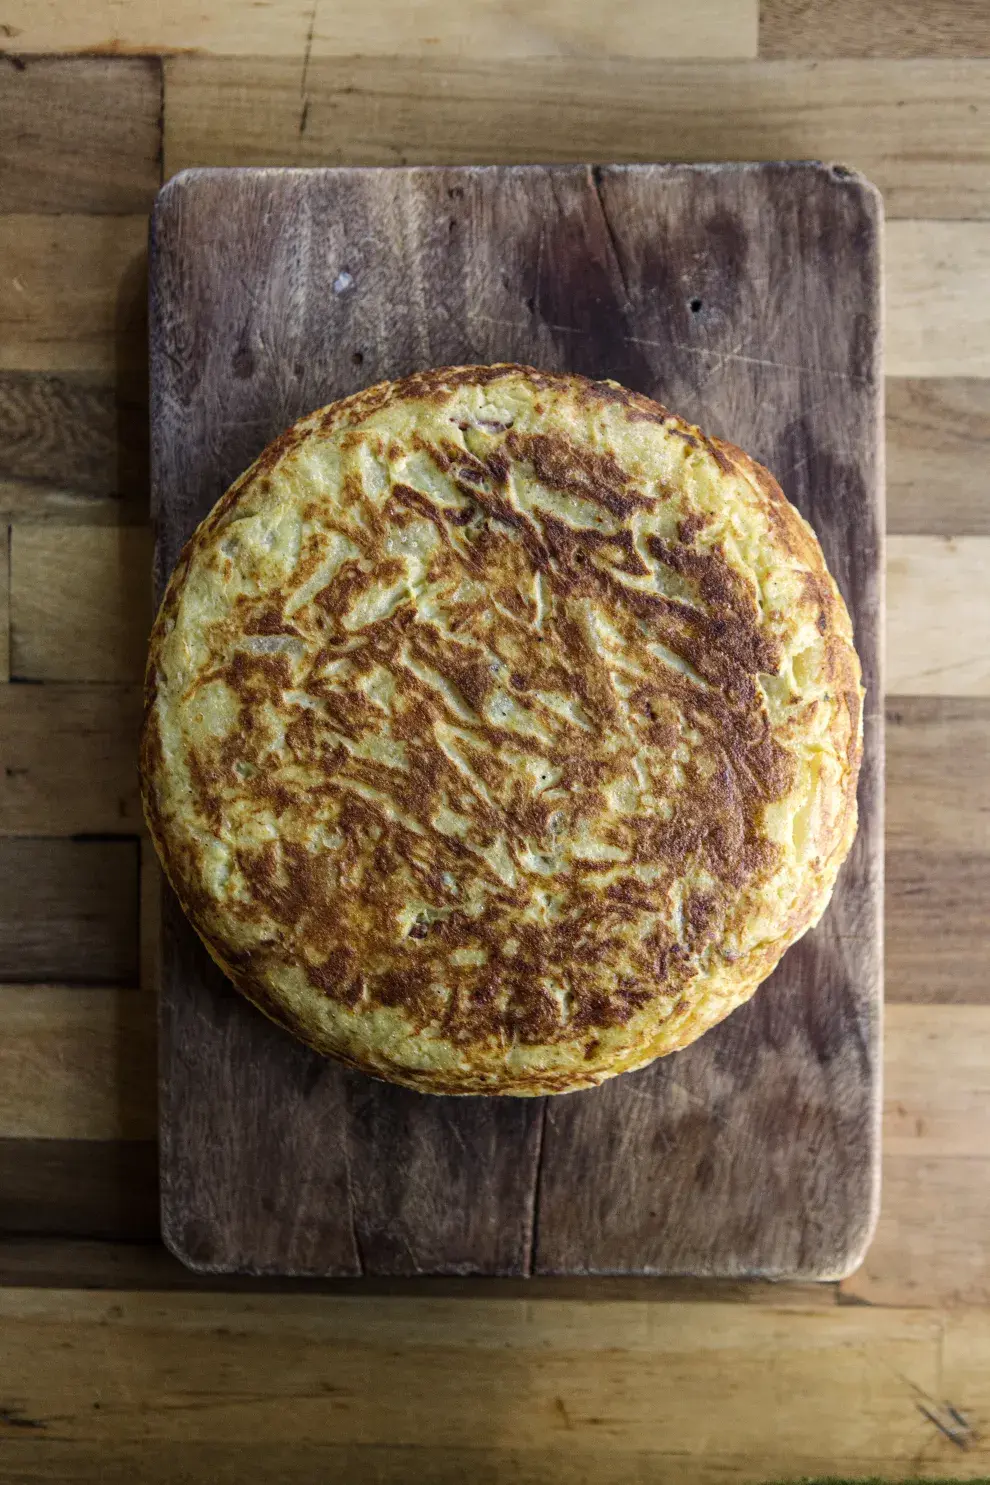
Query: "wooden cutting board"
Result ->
[[150, 163, 883, 1279]]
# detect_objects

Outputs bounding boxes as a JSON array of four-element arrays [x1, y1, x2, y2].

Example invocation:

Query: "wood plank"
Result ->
[[152, 162, 882, 1280], [0, 56, 161, 214], [0, 371, 149, 525], [886, 697, 990, 856], [10, 526, 152, 681], [0, 215, 147, 373], [0, 0, 312, 54], [0, 986, 155, 1140], [886, 851, 989, 1004], [163, 56, 990, 220], [760, 0, 990, 59], [886, 379, 990, 536], [0, 1138, 158, 1239], [0, 0, 757, 58], [884, 697, 989, 1003], [882, 1005, 990, 1161], [0, 682, 142, 833], [0, 1291, 960, 1477], [0, 523, 8, 683], [0, 837, 139, 985], [887, 221, 990, 377], [887, 536, 990, 695]]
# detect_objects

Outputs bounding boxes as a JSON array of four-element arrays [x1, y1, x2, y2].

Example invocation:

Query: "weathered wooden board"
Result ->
[[759, 0, 990, 59], [0, 56, 162, 214], [151, 163, 882, 1277], [0, 837, 140, 986]]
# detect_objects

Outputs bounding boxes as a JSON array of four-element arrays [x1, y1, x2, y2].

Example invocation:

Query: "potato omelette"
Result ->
[[141, 365, 863, 1095]]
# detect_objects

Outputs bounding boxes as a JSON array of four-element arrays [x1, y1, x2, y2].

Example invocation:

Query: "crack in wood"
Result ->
[[298, 0, 319, 142], [0, 1406, 47, 1431], [527, 1099, 548, 1277], [589, 165, 632, 307]]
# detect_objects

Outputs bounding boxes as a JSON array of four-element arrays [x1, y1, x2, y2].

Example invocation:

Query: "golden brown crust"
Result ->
[[142, 366, 863, 1095]]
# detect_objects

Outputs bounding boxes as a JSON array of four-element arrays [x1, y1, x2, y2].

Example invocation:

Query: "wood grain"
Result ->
[[0, 837, 139, 985], [886, 379, 990, 536], [0, 987, 155, 1140], [0, 0, 312, 55], [152, 162, 882, 1279], [887, 536, 990, 696], [882, 1005, 990, 1160], [0, 1, 987, 1464], [886, 850, 989, 1004], [0, 1138, 158, 1239], [0, 215, 148, 373], [887, 221, 990, 377], [845, 1005, 990, 1306], [163, 56, 990, 220], [886, 697, 990, 856], [0, 682, 142, 833], [318, 0, 757, 58], [10, 526, 152, 681], [0, 523, 8, 683], [0, 1290, 965, 1479], [0, 371, 149, 524], [760, 0, 990, 59], [0, 56, 161, 214], [0, 0, 757, 58]]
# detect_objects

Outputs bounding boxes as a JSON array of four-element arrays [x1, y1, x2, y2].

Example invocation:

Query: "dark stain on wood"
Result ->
[[150, 163, 883, 1278]]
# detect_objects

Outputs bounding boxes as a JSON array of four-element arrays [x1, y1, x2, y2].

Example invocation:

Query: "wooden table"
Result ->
[[1, 3, 988, 1478]]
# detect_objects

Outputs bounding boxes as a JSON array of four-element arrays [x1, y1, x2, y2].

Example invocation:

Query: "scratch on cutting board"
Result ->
[[625, 334, 869, 384], [466, 313, 586, 337]]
